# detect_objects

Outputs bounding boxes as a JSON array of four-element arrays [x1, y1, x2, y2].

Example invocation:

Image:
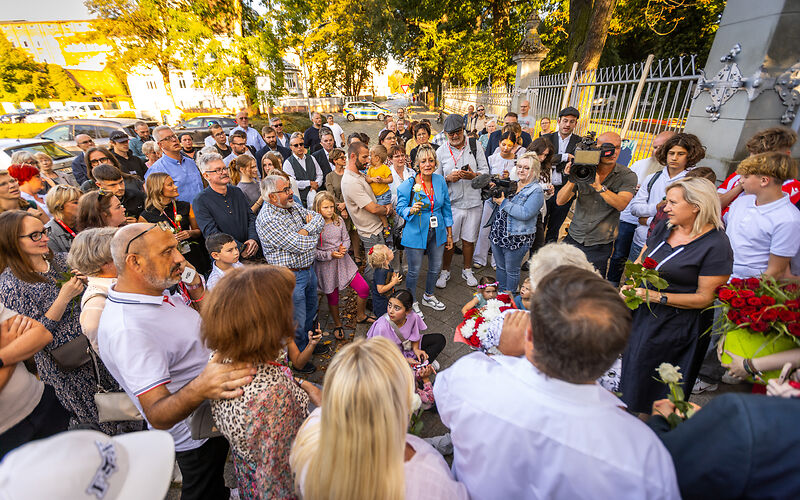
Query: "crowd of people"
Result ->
[[1, 102, 799, 500]]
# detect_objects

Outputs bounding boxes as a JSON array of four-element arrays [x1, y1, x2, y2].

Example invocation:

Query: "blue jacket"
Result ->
[[397, 175, 453, 249], [495, 182, 544, 236]]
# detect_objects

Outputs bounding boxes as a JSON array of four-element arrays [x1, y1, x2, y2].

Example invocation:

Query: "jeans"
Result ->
[[359, 232, 386, 283], [607, 221, 637, 285], [544, 184, 571, 243], [0, 384, 69, 460], [405, 228, 444, 301], [175, 436, 230, 500], [563, 234, 614, 279], [491, 242, 531, 293], [628, 241, 644, 264], [292, 267, 318, 352]]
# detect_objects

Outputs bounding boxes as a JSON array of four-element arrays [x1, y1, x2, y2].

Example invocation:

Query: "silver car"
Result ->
[[36, 118, 159, 152], [0, 138, 75, 172]]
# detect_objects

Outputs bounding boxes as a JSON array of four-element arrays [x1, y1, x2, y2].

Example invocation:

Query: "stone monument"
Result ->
[[512, 14, 549, 111]]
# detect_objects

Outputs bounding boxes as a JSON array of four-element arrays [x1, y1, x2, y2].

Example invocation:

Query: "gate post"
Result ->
[[512, 14, 549, 113]]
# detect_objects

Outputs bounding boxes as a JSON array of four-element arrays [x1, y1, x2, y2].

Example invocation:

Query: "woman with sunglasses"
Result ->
[[0, 210, 129, 435]]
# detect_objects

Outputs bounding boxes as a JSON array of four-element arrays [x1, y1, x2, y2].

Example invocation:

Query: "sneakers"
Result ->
[[473, 262, 484, 269], [435, 270, 450, 289], [412, 302, 425, 319], [462, 268, 478, 286], [691, 379, 718, 394], [721, 373, 743, 385], [422, 294, 446, 311], [431, 360, 441, 372]]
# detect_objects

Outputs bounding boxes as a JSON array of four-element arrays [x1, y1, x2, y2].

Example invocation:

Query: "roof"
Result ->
[[0, 138, 53, 147]]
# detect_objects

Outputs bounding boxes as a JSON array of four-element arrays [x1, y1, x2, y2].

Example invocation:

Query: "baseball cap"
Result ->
[[0, 430, 175, 500], [558, 106, 580, 119], [443, 114, 464, 133], [109, 131, 130, 143]]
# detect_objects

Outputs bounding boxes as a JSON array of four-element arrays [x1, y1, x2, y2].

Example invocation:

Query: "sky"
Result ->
[[1, 0, 92, 22]]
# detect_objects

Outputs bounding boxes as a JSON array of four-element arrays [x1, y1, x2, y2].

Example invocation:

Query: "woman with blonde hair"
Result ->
[[620, 177, 733, 414], [138, 172, 209, 273], [141, 140, 161, 168], [43, 185, 82, 252], [290, 337, 467, 500]]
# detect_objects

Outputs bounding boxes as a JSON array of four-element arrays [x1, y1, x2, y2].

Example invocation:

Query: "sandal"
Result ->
[[332, 326, 345, 340], [357, 313, 378, 324]]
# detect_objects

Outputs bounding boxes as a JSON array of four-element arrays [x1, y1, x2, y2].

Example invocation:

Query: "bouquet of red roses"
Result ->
[[716, 277, 800, 339], [621, 257, 668, 310], [455, 293, 516, 353]]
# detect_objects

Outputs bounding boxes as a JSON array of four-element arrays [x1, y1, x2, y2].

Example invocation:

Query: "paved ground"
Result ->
[[166, 99, 747, 497]]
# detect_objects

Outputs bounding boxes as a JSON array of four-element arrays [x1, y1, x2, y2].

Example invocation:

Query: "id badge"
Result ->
[[429, 215, 439, 228]]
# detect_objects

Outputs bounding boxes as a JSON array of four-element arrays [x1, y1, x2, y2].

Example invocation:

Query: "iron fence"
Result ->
[[444, 55, 701, 163]]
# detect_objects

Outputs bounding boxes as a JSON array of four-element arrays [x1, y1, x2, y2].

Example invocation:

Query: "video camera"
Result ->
[[568, 132, 617, 184], [472, 174, 518, 201]]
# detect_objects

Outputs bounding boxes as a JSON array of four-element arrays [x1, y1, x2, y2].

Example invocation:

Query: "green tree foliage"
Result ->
[[0, 36, 85, 102], [388, 70, 414, 94]]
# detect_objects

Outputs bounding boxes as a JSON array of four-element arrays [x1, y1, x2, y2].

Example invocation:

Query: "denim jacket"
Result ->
[[498, 182, 544, 236]]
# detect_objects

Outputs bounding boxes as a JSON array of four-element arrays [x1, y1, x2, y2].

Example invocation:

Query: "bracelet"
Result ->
[[743, 358, 761, 377], [189, 290, 205, 303], [185, 281, 203, 291]]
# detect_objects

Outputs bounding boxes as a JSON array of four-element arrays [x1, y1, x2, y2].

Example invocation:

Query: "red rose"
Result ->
[[463, 308, 479, 319], [745, 277, 761, 289], [474, 317, 485, 326], [642, 258, 658, 269], [746, 297, 762, 307], [759, 296, 776, 306], [784, 283, 799, 293], [786, 299, 800, 310], [778, 308, 795, 322], [735, 317, 748, 325], [788, 323, 800, 336], [750, 320, 769, 332], [726, 310, 741, 322], [730, 278, 744, 287], [761, 309, 779, 322], [497, 294, 512, 304], [731, 298, 746, 308], [738, 290, 756, 298], [740, 306, 757, 316], [718, 289, 736, 301], [466, 333, 482, 348]]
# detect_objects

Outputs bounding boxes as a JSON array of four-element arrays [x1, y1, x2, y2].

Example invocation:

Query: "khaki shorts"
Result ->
[[451, 206, 482, 243]]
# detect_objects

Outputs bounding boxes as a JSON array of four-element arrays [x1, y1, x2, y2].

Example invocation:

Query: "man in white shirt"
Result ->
[[97, 223, 256, 500], [231, 109, 267, 151], [435, 266, 680, 500], [325, 114, 345, 147], [608, 130, 675, 284], [283, 132, 323, 207]]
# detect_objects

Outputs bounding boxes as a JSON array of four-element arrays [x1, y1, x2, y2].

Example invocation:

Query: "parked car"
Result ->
[[1, 109, 38, 123], [343, 101, 391, 122], [0, 138, 75, 171], [36, 118, 159, 152], [173, 115, 236, 147], [24, 108, 78, 123]]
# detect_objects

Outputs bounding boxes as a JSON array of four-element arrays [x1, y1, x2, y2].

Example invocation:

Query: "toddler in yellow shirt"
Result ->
[[366, 145, 394, 236]]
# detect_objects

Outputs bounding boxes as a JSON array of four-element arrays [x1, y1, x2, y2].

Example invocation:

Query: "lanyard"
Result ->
[[448, 144, 466, 169], [646, 240, 685, 271], [163, 202, 180, 231], [417, 174, 435, 213], [55, 219, 76, 237]]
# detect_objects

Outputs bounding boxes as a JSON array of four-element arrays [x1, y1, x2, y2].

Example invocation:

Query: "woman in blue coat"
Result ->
[[489, 152, 545, 293], [396, 145, 453, 316]]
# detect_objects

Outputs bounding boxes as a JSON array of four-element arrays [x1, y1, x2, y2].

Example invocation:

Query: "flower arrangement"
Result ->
[[654, 363, 697, 429], [455, 293, 516, 354], [621, 258, 668, 310]]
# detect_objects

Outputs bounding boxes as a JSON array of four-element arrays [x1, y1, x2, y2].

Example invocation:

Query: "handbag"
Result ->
[[189, 399, 223, 440], [49, 334, 91, 371], [88, 348, 143, 423], [385, 314, 414, 352]]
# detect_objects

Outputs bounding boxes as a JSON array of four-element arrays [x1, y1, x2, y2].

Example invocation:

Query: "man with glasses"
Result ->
[[109, 130, 147, 179], [230, 109, 266, 151], [256, 125, 290, 162], [223, 130, 256, 169], [129, 121, 152, 160], [555, 131, 637, 278], [467, 106, 488, 136], [192, 152, 260, 259], [435, 114, 489, 289], [70, 134, 95, 185], [144, 126, 205, 203], [270, 117, 290, 148], [303, 111, 324, 154], [256, 175, 328, 373], [98, 223, 257, 500], [206, 123, 232, 157], [282, 132, 323, 207]]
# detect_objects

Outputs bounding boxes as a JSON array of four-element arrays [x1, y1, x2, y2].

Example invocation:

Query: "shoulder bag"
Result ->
[[88, 348, 144, 423], [385, 314, 414, 353]]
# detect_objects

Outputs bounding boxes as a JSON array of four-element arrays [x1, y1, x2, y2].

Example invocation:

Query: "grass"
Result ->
[[251, 112, 312, 133], [0, 123, 52, 139]]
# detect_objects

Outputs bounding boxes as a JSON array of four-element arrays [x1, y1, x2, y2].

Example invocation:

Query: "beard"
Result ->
[[143, 264, 181, 291]]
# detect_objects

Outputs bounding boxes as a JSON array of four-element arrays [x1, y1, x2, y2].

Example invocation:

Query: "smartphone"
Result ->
[[461, 164, 470, 171], [778, 363, 793, 384], [180, 266, 197, 284]]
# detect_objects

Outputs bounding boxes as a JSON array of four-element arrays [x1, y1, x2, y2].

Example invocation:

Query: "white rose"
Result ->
[[657, 363, 682, 384], [413, 183, 423, 193], [461, 319, 476, 338], [411, 392, 422, 413]]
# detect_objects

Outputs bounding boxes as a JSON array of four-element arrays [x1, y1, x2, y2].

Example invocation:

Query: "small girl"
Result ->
[[461, 276, 499, 315], [367, 244, 403, 318], [230, 155, 262, 211], [514, 277, 532, 311], [313, 192, 373, 340], [365, 145, 394, 238]]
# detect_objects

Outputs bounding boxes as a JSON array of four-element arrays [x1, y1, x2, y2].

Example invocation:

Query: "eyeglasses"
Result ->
[[272, 186, 293, 196], [447, 128, 464, 136], [273, 123, 283, 127], [89, 157, 112, 166], [237, 116, 249, 121], [477, 108, 485, 112], [19, 226, 51, 242], [213, 132, 226, 137], [158, 135, 178, 143], [290, 143, 304, 148], [231, 141, 246, 147], [78, 139, 94, 145], [206, 167, 229, 175], [125, 221, 172, 253]]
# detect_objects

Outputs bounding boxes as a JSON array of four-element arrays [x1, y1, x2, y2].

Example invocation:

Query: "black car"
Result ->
[[0, 108, 37, 123], [173, 115, 237, 147]]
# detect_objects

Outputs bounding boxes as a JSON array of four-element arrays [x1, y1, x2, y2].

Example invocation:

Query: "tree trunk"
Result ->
[[566, 0, 617, 72]]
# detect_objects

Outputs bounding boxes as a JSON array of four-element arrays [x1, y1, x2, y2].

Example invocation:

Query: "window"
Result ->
[[96, 126, 119, 139], [74, 124, 98, 138], [219, 118, 236, 127], [146, 81, 158, 90], [285, 73, 297, 89], [184, 118, 203, 127], [39, 125, 72, 142], [10, 143, 73, 161], [178, 78, 187, 89]]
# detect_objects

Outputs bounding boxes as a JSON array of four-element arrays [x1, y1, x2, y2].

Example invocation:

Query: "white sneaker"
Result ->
[[412, 302, 425, 319], [422, 294, 446, 311], [431, 360, 440, 371], [691, 379, 718, 395], [462, 268, 478, 286], [435, 270, 450, 289], [721, 373, 743, 385]]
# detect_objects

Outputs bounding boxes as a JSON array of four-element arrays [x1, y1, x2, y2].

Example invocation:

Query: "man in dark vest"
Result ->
[[312, 126, 335, 186], [282, 131, 323, 207]]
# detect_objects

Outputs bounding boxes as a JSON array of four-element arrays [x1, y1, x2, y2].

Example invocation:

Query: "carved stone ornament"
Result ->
[[517, 14, 548, 56], [774, 62, 800, 125], [693, 44, 745, 122]]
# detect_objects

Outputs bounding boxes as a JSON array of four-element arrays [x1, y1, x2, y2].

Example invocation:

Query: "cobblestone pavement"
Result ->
[[166, 101, 747, 497]]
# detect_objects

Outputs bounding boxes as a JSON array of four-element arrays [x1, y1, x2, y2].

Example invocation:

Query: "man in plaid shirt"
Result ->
[[256, 175, 328, 371]]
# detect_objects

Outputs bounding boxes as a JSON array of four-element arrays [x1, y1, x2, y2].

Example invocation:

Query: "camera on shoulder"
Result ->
[[569, 132, 616, 184]]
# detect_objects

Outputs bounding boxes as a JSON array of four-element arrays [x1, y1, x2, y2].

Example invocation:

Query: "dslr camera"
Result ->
[[471, 174, 518, 201]]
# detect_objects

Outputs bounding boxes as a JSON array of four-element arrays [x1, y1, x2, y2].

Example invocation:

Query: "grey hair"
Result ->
[[528, 243, 599, 290], [260, 175, 286, 199], [151, 125, 172, 142], [196, 145, 219, 164], [110, 223, 152, 273], [320, 126, 333, 138], [133, 120, 147, 129], [290, 131, 303, 141], [10, 151, 37, 165], [141, 140, 160, 156], [67, 227, 118, 276], [269, 116, 281, 124], [196, 151, 225, 173]]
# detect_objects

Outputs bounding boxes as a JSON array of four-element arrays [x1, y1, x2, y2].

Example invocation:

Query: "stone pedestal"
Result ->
[[684, 0, 800, 179], [512, 15, 549, 112]]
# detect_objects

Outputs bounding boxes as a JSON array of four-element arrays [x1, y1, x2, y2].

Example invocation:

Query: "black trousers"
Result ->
[[0, 384, 69, 460], [175, 435, 230, 500], [421, 333, 446, 362], [563, 234, 614, 279], [544, 185, 571, 243]]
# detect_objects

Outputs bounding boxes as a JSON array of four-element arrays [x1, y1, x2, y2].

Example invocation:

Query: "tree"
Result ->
[[566, 0, 618, 72], [0, 36, 49, 101]]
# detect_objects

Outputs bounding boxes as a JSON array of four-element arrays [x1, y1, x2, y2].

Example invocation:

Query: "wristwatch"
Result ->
[[596, 185, 608, 193], [659, 293, 668, 305]]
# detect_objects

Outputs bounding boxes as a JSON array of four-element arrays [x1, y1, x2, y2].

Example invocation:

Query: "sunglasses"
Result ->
[[89, 157, 112, 166], [125, 221, 173, 253], [274, 123, 283, 127], [291, 143, 304, 148], [19, 226, 51, 242]]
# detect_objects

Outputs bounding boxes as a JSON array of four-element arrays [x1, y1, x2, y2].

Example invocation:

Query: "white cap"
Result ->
[[0, 429, 175, 500]]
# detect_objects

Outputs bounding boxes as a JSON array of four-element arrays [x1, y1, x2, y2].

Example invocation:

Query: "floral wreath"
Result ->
[[454, 293, 516, 354]]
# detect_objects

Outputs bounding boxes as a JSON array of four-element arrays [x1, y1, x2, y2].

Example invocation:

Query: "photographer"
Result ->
[[555, 132, 637, 278], [489, 153, 545, 293], [543, 107, 582, 243]]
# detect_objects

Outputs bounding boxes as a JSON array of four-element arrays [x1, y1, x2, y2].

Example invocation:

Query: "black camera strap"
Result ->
[[645, 170, 663, 203]]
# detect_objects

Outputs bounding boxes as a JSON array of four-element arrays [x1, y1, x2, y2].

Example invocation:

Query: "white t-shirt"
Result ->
[[206, 261, 244, 290], [725, 193, 800, 279], [628, 167, 691, 246], [97, 286, 211, 452], [326, 122, 345, 147], [0, 304, 44, 434], [620, 157, 656, 225], [518, 114, 534, 131]]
